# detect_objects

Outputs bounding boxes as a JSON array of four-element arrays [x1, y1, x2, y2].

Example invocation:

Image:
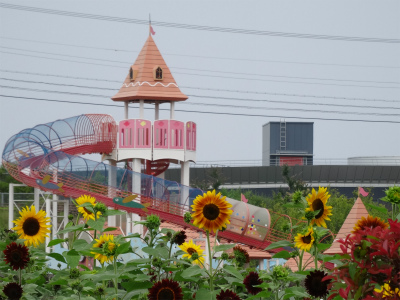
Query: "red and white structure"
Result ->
[[104, 33, 196, 189]]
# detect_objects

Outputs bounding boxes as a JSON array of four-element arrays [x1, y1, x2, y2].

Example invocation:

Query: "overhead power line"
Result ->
[[1, 3, 399, 43], [1, 94, 399, 124], [2, 45, 399, 85], [1, 69, 399, 103], [1, 83, 400, 117], [1, 36, 398, 69], [1, 51, 399, 89]]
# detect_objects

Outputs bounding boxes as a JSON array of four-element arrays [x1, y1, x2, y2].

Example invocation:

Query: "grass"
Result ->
[[0, 206, 9, 229]]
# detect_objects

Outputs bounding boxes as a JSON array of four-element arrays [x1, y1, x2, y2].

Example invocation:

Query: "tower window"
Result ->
[[129, 67, 138, 81], [153, 66, 163, 80]]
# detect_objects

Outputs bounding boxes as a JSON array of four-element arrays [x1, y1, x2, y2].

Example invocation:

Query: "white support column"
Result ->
[[139, 100, 144, 118], [108, 160, 117, 199], [126, 213, 132, 235], [259, 259, 265, 271], [170, 102, 175, 119], [124, 101, 129, 119], [34, 188, 40, 209], [155, 103, 160, 120], [45, 197, 51, 253], [52, 194, 58, 240], [8, 184, 15, 230], [266, 259, 270, 271], [180, 161, 190, 206], [131, 158, 142, 194], [64, 199, 70, 244]]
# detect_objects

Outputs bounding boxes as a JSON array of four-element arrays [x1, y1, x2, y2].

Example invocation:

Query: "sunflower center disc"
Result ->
[[187, 248, 196, 255], [23, 217, 40, 236], [84, 208, 93, 215], [157, 287, 174, 300], [203, 204, 220, 221], [312, 199, 324, 219], [302, 234, 312, 244], [11, 251, 21, 262]]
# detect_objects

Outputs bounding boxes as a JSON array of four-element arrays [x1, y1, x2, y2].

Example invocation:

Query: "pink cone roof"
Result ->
[[111, 35, 188, 103], [324, 197, 369, 255]]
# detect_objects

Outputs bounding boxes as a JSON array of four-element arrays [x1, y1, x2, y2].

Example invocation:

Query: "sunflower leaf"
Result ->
[[47, 253, 67, 264], [47, 238, 66, 247], [87, 217, 105, 232], [265, 240, 294, 250], [115, 241, 131, 255], [57, 224, 85, 234], [181, 265, 204, 278], [316, 243, 331, 251], [105, 209, 125, 216], [272, 250, 291, 259], [223, 265, 243, 280], [213, 244, 236, 253]]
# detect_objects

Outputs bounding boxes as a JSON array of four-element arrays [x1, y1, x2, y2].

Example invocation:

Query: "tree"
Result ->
[[0, 165, 33, 193]]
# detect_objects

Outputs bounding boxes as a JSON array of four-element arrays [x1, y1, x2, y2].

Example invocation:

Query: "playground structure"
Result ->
[[2, 32, 294, 252]]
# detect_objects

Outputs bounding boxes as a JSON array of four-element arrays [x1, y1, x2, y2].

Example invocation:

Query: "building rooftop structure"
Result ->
[[324, 197, 369, 255], [111, 35, 188, 103]]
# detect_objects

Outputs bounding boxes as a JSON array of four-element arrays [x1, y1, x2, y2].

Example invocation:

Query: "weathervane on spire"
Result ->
[[149, 14, 156, 36]]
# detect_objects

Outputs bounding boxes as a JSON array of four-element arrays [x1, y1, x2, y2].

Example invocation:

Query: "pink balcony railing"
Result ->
[[119, 119, 151, 149]]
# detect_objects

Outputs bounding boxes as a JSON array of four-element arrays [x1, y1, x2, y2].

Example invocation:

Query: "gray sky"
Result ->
[[1, 0, 399, 166]]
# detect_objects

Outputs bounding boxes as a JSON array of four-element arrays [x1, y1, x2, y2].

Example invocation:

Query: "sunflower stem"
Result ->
[[113, 256, 118, 299], [206, 230, 213, 291], [298, 250, 304, 272]]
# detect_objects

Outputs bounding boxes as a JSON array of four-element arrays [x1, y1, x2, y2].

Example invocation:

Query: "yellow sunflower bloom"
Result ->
[[305, 187, 332, 228], [191, 190, 233, 233], [179, 239, 204, 265], [294, 227, 315, 251], [75, 195, 101, 221], [352, 215, 389, 234], [12, 205, 51, 247], [375, 283, 400, 298], [91, 234, 114, 264]]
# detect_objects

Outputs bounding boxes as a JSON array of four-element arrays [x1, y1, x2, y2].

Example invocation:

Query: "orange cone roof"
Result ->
[[324, 197, 369, 255], [111, 35, 188, 103]]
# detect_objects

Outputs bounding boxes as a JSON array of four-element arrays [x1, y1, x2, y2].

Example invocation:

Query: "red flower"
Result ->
[[243, 271, 262, 295], [216, 289, 242, 300], [3, 282, 23, 300], [148, 279, 183, 300], [3, 242, 30, 270]]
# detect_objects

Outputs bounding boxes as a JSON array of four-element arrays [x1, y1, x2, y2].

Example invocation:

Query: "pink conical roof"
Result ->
[[324, 197, 369, 255], [111, 35, 188, 103]]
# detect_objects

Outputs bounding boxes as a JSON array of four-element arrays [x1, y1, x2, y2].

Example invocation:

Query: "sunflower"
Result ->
[[191, 190, 233, 233], [3, 242, 30, 270], [233, 245, 250, 267], [12, 205, 51, 247], [216, 289, 242, 300], [294, 227, 315, 251], [3, 282, 23, 300], [171, 231, 187, 246], [243, 271, 263, 295], [91, 234, 115, 264], [148, 279, 183, 300], [375, 283, 400, 298], [75, 195, 101, 221], [305, 187, 332, 228], [352, 215, 389, 234], [179, 240, 204, 265], [304, 270, 331, 298]]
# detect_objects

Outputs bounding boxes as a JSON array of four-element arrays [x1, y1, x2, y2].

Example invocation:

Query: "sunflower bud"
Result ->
[[184, 212, 192, 224], [166, 231, 173, 238], [69, 268, 80, 279], [292, 190, 303, 204], [191, 252, 199, 261], [146, 215, 161, 230], [68, 214, 74, 221], [94, 202, 107, 214], [152, 257, 162, 268], [305, 211, 315, 221], [94, 285, 106, 296], [221, 252, 229, 260], [103, 241, 117, 257], [8, 232, 19, 241]]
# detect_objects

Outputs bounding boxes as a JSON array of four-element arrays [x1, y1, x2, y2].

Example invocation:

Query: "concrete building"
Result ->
[[262, 121, 313, 166]]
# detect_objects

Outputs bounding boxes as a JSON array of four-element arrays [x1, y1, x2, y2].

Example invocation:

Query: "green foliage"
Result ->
[[0, 164, 33, 193]]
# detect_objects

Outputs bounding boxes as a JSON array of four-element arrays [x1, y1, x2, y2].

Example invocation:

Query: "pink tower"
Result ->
[[104, 32, 196, 196]]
